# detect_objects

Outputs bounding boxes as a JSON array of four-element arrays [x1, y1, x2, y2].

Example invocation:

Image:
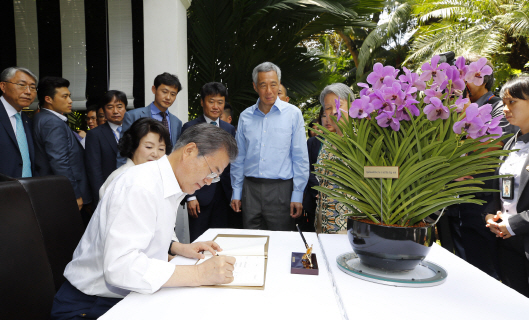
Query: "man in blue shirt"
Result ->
[[117, 73, 183, 168], [230, 62, 309, 231]]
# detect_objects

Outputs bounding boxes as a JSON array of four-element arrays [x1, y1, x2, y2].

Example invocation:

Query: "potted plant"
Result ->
[[312, 56, 512, 271]]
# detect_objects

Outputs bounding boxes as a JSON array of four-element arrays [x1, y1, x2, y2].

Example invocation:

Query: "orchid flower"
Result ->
[[455, 56, 467, 79], [423, 97, 450, 121], [367, 63, 398, 89], [452, 95, 469, 113], [420, 55, 450, 83], [453, 103, 485, 135], [376, 111, 400, 131], [464, 58, 493, 86], [349, 96, 374, 119], [335, 98, 342, 121]]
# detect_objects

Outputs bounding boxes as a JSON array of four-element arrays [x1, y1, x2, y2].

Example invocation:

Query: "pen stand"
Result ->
[[291, 252, 319, 275]]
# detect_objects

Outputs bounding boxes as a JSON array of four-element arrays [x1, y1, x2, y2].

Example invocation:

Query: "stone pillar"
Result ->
[[143, 0, 191, 123]]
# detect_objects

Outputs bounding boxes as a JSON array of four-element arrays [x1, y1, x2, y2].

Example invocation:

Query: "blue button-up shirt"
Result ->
[[231, 97, 309, 203], [149, 102, 171, 140]]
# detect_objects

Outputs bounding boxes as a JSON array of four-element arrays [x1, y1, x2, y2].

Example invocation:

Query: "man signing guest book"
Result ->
[[51, 124, 238, 320]]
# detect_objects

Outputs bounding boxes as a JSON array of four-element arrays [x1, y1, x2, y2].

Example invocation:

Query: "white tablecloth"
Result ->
[[101, 228, 342, 320], [319, 234, 529, 320]]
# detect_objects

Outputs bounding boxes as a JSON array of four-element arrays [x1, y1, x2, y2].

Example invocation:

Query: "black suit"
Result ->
[[181, 116, 236, 241], [85, 122, 119, 203], [33, 110, 91, 204], [484, 132, 529, 297], [0, 99, 35, 178]]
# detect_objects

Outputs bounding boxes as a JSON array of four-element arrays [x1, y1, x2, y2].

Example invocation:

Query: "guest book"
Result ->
[[197, 234, 269, 289]]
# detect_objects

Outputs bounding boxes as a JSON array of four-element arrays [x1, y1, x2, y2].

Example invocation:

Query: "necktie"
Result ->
[[210, 121, 217, 126], [160, 112, 169, 131], [15, 113, 32, 177], [115, 126, 122, 142]]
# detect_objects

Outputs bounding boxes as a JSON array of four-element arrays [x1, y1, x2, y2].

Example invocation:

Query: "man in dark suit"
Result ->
[[182, 82, 236, 241], [117, 72, 183, 168], [0, 67, 38, 178], [85, 90, 127, 203], [33, 77, 91, 216]]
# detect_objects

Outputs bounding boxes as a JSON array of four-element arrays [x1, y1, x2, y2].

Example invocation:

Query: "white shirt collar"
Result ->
[[158, 155, 185, 199], [108, 121, 121, 132], [203, 115, 220, 126], [43, 108, 68, 122], [1, 96, 19, 118]]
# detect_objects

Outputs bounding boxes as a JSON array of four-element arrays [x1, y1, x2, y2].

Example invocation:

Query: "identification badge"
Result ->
[[501, 177, 514, 200]]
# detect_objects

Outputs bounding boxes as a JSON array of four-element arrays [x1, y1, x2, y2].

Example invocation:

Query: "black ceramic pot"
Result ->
[[347, 218, 434, 271]]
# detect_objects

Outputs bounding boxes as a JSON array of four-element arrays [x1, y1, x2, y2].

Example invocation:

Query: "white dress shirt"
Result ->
[[1, 96, 21, 134], [64, 155, 186, 298], [99, 158, 135, 201], [499, 135, 529, 235]]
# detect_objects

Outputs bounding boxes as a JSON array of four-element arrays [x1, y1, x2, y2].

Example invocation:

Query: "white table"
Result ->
[[319, 234, 529, 320], [101, 228, 343, 320]]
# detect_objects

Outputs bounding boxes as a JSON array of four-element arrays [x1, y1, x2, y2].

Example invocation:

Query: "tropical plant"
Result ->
[[187, 0, 384, 121], [311, 55, 512, 226], [405, 0, 529, 83]]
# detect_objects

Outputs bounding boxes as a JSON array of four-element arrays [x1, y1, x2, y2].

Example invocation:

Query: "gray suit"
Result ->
[[117, 104, 182, 168], [33, 110, 92, 203]]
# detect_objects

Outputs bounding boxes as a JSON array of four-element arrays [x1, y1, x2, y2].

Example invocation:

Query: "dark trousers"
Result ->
[[437, 209, 466, 260], [51, 280, 121, 320], [242, 177, 293, 231], [189, 186, 231, 242], [460, 204, 500, 279], [499, 236, 529, 298]]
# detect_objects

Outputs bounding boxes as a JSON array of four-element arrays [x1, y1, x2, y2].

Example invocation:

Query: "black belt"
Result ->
[[245, 176, 291, 184]]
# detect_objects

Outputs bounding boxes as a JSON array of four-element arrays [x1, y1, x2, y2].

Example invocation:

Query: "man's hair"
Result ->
[[37, 77, 70, 107], [86, 104, 99, 113], [500, 74, 529, 100], [465, 54, 495, 91], [252, 62, 281, 84], [223, 102, 232, 117], [0, 66, 38, 85], [200, 82, 228, 101], [101, 90, 128, 108], [119, 117, 171, 159], [319, 83, 354, 107], [153, 72, 182, 92], [173, 123, 238, 161]]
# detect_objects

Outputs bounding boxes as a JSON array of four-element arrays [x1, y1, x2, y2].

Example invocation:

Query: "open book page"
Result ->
[[197, 236, 268, 287], [197, 255, 265, 286], [204, 236, 268, 257]]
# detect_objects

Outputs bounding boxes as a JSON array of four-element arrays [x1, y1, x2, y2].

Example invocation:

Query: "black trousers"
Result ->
[[437, 207, 466, 260], [188, 186, 231, 242], [498, 236, 529, 298], [242, 177, 294, 231], [51, 281, 121, 320], [459, 203, 500, 279]]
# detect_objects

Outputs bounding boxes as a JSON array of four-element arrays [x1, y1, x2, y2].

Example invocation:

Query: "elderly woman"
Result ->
[[314, 83, 354, 233], [99, 117, 171, 200], [484, 75, 529, 297]]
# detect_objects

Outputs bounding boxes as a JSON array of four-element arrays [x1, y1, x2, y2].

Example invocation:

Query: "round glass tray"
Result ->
[[336, 252, 447, 288]]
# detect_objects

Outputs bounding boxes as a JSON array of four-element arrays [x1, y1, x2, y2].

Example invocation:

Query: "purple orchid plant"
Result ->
[[313, 55, 513, 227], [344, 56, 502, 142]]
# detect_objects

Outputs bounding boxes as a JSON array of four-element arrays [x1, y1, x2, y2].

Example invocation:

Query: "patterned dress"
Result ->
[[315, 144, 351, 233]]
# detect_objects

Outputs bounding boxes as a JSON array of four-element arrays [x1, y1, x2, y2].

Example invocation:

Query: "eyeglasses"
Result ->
[[202, 155, 220, 183], [4, 81, 37, 92]]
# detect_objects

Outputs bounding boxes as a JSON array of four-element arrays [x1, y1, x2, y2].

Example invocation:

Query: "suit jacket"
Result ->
[[0, 99, 35, 178], [117, 105, 182, 167], [182, 116, 236, 206], [485, 132, 529, 259], [33, 110, 92, 203], [85, 122, 118, 203], [303, 136, 322, 215]]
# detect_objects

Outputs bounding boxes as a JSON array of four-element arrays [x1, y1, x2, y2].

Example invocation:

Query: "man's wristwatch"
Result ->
[[168, 240, 176, 255]]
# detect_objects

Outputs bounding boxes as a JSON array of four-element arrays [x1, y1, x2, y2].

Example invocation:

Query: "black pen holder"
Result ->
[[291, 252, 319, 275]]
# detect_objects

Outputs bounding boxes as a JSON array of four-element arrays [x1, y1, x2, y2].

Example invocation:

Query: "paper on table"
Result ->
[[198, 236, 268, 287], [204, 236, 268, 256]]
